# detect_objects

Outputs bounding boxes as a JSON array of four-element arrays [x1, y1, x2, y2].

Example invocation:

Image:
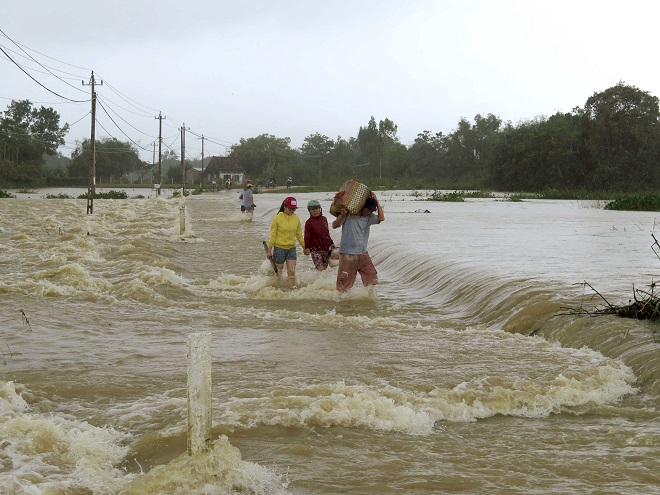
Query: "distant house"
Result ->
[[204, 156, 245, 187], [186, 166, 204, 184]]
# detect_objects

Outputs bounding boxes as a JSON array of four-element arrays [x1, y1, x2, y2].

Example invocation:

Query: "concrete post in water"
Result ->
[[179, 204, 186, 235], [187, 332, 212, 455]]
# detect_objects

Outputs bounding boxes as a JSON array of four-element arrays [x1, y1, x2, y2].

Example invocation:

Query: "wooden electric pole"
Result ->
[[199, 134, 205, 189], [180, 124, 187, 196], [83, 71, 102, 214], [154, 112, 165, 196], [152, 141, 156, 184]]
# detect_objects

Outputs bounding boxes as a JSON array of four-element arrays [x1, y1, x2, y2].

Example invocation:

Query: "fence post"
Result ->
[[187, 332, 212, 455], [179, 204, 186, 235]]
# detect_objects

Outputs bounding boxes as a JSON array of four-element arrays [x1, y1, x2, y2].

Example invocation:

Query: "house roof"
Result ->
[[205, 156, 245, 174]]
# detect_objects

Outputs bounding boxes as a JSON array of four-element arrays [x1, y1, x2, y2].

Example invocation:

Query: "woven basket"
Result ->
[[329, 179, 371, 216]]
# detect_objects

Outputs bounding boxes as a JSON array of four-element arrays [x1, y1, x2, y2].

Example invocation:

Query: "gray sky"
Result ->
[[2, 0, 659, 162]]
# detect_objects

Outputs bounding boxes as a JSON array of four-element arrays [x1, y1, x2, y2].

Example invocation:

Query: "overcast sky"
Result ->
[[2, 0, 659, 162]]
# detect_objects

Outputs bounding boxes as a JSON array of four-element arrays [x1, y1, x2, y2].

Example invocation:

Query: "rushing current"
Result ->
[[0, 188, 658, 494]]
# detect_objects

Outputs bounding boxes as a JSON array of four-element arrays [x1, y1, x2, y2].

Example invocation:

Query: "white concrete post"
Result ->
[[179, 204, 186, 234], [187, 332, 212, 455]]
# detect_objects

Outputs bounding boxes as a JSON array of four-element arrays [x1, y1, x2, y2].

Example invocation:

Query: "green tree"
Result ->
[[300, 132, 335, 184], [407, 130, 446, 183], [487, 120, 537, 191], [327, 136, 361, 182], [68, 138, 142, 181], [0, 99, 69, 186], [229, 134, 296, 180], [378, 118, 401, 180], [300, 132, 335, 157], [357, 116, 400, 180], [536, 112, 587, 189], [166, 160, 193, 181], [579, 81, 660, 189], [488, 114, 586, 191], [443, 113, 501, 187], [43, 152, 71, 179]]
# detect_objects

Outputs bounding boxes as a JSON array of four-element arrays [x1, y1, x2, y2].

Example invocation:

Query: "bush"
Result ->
[[427, 191, 465, 202], [77, 190, 128, 199], [604, 193, 660, 211]]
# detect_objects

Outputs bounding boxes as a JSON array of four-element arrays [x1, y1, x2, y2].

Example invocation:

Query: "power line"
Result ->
[[68, 111, 92, 128], [0, 45, 89, 103], [0, 44, 86, 81], [1, 31, 240, 158], [99, 79, 161, 116], [0, 29, 88, 97], [97, 91, 154, 118], [96, 98, 152, 152], [0, 29, 91, 71], [97, 95, 156, 138], [186, 127, 234, 146]]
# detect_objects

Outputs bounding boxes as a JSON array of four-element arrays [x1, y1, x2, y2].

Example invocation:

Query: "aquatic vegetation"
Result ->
[[604, 193, 660, 211], [426, 190, 494, 202], [427, 191, 465, 202], [76, 190, 129, 199]]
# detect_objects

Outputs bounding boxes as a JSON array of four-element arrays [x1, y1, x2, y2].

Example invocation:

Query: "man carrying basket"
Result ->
[[331, 191, 384, 292]]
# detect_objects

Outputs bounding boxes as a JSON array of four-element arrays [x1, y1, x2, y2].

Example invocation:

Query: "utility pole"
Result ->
[[152, 141, 156, 184], [83, 71, 102, 214], [180, 123, 187, 196], [199, 134, 205, 189], [154, 112, 165, 195]]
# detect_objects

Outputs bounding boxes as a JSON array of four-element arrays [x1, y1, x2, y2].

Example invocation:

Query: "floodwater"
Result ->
[[0, 188, 658, 494]]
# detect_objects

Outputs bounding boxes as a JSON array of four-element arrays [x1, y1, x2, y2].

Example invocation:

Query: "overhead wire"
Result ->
[[97, 92, 155, 118], [96, 98, 152, 152], [0, 30, 90, 71], [97, 95, 156, 138], [165, 132, 180, 150], [0, 28, 89, 98], [186, 127, 234, 147], [99, 78, 161, 116], [0, 44, 89, 103], [66, 111, 91, 128], [2, 30, 240, 160], [0, 45, 86, 81], [89, 125, 156, 154]]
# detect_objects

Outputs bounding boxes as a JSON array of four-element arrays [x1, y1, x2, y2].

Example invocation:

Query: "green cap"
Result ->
[[307, 200, 321, 209]]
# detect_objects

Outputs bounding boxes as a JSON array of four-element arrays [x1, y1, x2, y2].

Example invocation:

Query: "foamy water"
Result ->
[[0, 190, 658, 494]]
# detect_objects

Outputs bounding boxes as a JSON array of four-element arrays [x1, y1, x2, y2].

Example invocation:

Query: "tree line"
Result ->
[[2, 82, 658, 192]]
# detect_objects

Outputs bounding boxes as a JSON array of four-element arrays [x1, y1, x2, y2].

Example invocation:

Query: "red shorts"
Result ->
[[336, 252, 378, 292]]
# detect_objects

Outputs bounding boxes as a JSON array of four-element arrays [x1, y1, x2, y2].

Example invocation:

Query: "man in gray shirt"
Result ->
[[332, 192, 384, 292], [241, 183, 255, 221]]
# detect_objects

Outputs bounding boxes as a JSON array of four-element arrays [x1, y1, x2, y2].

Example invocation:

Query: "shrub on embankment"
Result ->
[[604, 193, 660, 211]]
